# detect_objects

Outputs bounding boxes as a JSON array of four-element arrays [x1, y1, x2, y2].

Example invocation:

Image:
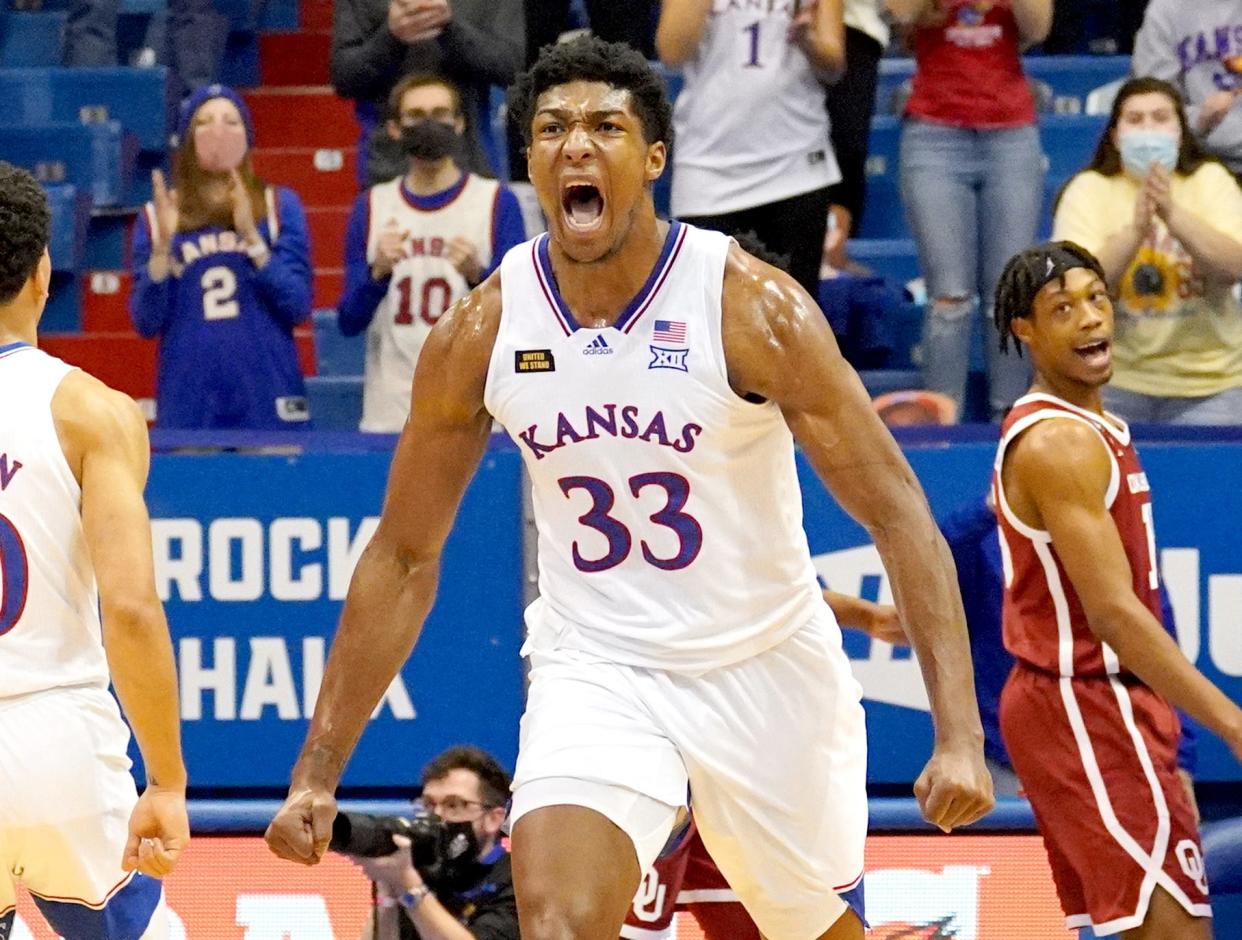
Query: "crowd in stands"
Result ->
[[4, 0, 1242, 428]]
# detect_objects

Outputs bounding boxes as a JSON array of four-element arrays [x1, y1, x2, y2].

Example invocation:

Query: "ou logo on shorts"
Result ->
[[1175, 839, 1209, 895]]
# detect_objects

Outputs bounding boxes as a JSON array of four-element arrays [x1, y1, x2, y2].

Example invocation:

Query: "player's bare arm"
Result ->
[[720, 244, 993, 831], [1004, 419, 1242, 758], [52, 371, 189, 878], [266, 274, 502, 865]]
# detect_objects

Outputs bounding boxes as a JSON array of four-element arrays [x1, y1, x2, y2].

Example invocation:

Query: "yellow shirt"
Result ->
[[1052, 163, 1242, 398]]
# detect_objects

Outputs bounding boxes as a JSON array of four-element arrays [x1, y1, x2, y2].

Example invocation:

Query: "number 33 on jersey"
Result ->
[[484, 223, 826, 673]]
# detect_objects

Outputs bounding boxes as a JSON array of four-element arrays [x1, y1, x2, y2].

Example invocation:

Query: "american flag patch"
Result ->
[[653, 320, 687, 343]]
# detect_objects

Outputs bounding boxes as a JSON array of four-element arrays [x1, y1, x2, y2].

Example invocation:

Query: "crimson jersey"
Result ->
[[992, 393, 1162, 678]]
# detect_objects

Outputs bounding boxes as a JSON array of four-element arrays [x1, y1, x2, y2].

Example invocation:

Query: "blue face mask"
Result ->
[[1118, 129, 1180, 176]]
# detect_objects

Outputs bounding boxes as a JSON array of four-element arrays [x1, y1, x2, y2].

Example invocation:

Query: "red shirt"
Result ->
[[992, 394, 1162, 678], [906, 0, 1036, 128]]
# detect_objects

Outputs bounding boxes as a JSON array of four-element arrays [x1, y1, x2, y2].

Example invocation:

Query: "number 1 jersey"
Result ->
[[483, 223, 824, 673]]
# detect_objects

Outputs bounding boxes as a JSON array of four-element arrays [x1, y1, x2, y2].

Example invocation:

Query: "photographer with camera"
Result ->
[[1053, 77, 1242, 425], [335, 746, 518, 940]]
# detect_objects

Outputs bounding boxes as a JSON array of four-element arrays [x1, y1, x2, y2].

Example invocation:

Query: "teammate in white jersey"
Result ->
[[267, 39, 992, 940], [338, 73, 526, 432], [0, 162, 188, 938]]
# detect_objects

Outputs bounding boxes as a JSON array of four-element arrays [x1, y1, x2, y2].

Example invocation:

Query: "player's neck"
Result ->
[[0, 308, 37, 348], [1029, 374, 1105, 415], [546, 210, 666, 329], [404, 159, 462, 196]]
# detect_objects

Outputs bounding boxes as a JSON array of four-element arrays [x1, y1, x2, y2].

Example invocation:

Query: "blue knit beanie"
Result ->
[[173, 84, 255, 149]]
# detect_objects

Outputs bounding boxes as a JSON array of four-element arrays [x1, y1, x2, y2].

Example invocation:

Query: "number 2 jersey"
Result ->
[[130, 186, 313, 429], [992, 393, 1162, 678], [484, 222, 825, 673], [0, 343, 107, 700]]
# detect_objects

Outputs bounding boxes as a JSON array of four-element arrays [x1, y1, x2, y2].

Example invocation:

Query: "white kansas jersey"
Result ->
[[484, 223, 824, 672], [362, 173, 501, 431], [671, 0, 840, 217], [0, 343, 107, 699]]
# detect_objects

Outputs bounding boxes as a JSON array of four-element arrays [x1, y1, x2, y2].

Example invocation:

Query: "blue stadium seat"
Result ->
[[0, 11, 67, 67], [849, 238, 919, 289], [874, 55, 1129, 116], [306, 375, 363, 431], [874, 58, 914, 116], [0, 67, 170, 152], [859, 368, 922, 398], [1041, 113, 1107, 187], [1024, 55, 1130, 113], [0, 121, 138, 206], [859, 116, 903, 238], [44, 182, 92, 274], [312, 310, 365, 377]]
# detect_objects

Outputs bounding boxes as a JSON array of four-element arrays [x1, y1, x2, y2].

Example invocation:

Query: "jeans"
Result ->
[[1103, 385, 1242, 425], [900, 119, 1044, 418]]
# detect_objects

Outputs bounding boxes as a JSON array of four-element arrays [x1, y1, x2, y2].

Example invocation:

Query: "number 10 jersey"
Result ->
[[483, 223, 824, 673]]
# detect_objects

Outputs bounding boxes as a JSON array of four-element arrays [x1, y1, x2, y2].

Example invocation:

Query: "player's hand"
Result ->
[[1177, 768, 1201, 827], [122, 784, 189, 878], [373, 219, 409, 280], [1197, 88, 1239, 134], [228, 169, 260, 242], [265, 786, 338, 865], [447, 236, 482, 284], [864, 603, 907, 645], [913, 742, 994, 833], [350, 835, 422, 894], [150, 170, 179, 251]]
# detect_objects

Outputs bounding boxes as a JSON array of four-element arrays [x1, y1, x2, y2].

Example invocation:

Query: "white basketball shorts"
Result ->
[[0, 686, 167, 938], [510, 609, 869, 940]]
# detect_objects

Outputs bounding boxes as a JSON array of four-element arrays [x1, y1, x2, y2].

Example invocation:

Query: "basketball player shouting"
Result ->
[[268, 38, 993, 940], [0, 162, 188, 938], [992, 241, 1242, 938]]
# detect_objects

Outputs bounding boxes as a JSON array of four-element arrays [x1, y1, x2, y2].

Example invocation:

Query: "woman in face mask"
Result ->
[[1052, 76, 1242, 425], [129, 84, 315, 430]]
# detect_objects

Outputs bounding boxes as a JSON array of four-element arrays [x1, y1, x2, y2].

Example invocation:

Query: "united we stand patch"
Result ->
[[515, 349, 556, 373]]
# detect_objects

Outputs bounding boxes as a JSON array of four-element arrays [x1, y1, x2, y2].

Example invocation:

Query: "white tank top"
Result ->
[[670, 2, 840, 217], [0, 343, 107, 699], [362, 174, 501, 432], [484, 224, 824, 672]]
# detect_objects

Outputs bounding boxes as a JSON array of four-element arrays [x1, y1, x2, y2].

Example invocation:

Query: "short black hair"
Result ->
[[0, 161, 51, 305], [994, 241, 1107, 356], [507, 36, 674, 149], [421, 745, 511, 808]]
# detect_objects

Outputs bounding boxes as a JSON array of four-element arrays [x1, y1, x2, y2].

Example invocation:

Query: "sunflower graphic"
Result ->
[[1120, 246, 1180, 313]]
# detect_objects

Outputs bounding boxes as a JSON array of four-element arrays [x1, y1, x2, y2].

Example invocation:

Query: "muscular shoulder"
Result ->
[[414, 271, 503, 419], [51, 370, 149, 484], [720, 242, 836, 402], [1006, 416, 1112, 506]]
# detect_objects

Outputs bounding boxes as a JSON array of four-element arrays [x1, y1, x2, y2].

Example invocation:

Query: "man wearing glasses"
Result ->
[[351, 746, 519, 940]]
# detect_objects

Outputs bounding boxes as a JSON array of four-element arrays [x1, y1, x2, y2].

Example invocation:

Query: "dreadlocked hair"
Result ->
[[993, 240, 1106, 357]]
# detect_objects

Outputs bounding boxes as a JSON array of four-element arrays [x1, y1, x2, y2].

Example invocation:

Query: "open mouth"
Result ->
[[1075, 339, 1111, 368], [561, 182, 605, 232]]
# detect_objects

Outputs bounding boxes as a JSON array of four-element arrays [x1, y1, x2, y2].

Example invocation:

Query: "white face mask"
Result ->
[[194, 122, 248, 172], [1117, 128, 1180, 177]]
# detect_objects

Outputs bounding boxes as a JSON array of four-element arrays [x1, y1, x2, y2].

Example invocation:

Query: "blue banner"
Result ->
[[142, 437, 1242, 789], [802, 441, 1242, 784], [145, 448, 525, 789]]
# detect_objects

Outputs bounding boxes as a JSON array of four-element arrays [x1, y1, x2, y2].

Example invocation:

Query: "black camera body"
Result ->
[[330, 810, 478, 883]]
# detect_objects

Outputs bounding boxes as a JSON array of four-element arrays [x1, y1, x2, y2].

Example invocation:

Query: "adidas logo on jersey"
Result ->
[[583, 335, 614, 356]]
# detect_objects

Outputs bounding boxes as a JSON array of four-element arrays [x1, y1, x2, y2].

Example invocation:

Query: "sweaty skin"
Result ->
[[267, 76, 990, 940]]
